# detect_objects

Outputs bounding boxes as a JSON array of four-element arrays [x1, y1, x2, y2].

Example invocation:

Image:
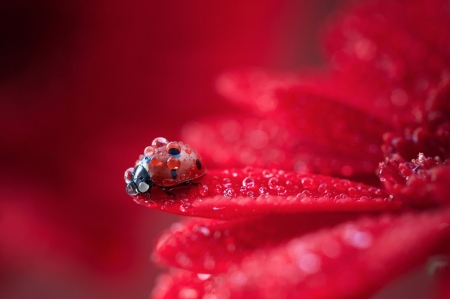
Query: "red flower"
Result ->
[[127, 0, 450, 298]]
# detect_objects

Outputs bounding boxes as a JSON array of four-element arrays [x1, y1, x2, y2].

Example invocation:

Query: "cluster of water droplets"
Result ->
[[190, 167, 387, 203]]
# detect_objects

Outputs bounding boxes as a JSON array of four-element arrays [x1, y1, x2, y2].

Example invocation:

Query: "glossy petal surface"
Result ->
[[134, 169, 399, 219], [153, 208, 450, 299]]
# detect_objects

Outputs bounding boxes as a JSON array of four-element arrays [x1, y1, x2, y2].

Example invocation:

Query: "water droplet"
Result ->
[[301, 177, 316, 189], [224, 188, 234, 199], [151, 137, 169, 148], [259, 186, 268, 195], [184, 147, 192, 154], [124, 167, 134, 182], [296, 190, 312, 199], [166, 142, 181, 155], [179, 202, 192, 212], [247, 191, 255, 198], [222, 177, 232, 188], [214, 184, 223, 195], [198, 226, 210, 236], [262, 169, 273, 178], [198, 184, 209, 196], [277, 186, 286, 195], [268, 177, 279, 189], [167, 157, 181, 170], [144, 146, 155, 156], [334, 180, 350, 192], [242, 177, 255, 188], [197, 273, 211, 281], [335, 193, 348, 200], [243, 166, 255, 174], [318, 183, 328, 194], [150, 156, 163, 167]]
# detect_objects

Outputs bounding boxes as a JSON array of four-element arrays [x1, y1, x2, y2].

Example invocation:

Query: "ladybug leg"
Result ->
[[159, 186, 177, 198]]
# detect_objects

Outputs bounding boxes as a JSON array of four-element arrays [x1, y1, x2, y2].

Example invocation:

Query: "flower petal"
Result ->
[[182, 113, 387, 179], [133, 168, 400, 219], [324, 0, 450, 118], [378, 154, 450, 207], [152, 208, 450, 299], [154, 213, 361, 273]]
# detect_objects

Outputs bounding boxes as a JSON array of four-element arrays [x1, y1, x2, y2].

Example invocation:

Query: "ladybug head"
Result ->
[[125, 164, 154, 196]]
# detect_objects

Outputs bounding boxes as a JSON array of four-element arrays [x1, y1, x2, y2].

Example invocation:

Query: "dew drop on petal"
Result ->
[[318, 183, 329, 194], [152, 137, 169, 148], [197, 273, 211, 281], [262, 169, 273, 178], [144, 146, 155, 156], [224, 188, 234, 199], [268, 177, 279, 190], [124, 167, 134, 182], [242, 177, 255, 188], [259, 186, 268, 195], [277, 185, 286, 195], [179, 202, 192, 212], [198, 184, 209, 196], [167, 157, 181, 170]]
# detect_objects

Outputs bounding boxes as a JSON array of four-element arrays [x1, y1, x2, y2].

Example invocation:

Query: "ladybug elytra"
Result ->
[[124, 137, 206, 196]]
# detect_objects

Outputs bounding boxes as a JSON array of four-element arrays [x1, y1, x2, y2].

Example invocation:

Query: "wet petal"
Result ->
[[182, 114, 387, 179], [378, 154, 450, 207], [154, 213, 361, 273], [152, 208, 450, 299], [324, 0, 450, 118], [133, 168, 400, 219]]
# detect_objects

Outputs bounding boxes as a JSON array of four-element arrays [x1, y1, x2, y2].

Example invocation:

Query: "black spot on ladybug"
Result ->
[[171, 169, 177, 179], [196, 159, 202, 170], [168, 148, 181, 155]]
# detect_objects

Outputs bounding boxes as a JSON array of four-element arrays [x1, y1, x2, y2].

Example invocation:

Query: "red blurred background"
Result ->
[[0, 1, 342, 298]]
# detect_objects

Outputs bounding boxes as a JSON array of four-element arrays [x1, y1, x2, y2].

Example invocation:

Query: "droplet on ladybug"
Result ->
[[152, 137, 169, 148], [166, 142, 181, 155], [167, 157, 181, 170], [150, 156, 163, 167], [144, 146, 155, 156]]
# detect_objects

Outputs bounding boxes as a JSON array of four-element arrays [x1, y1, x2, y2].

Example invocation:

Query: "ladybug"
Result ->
[[124, 137, 206, 197]]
